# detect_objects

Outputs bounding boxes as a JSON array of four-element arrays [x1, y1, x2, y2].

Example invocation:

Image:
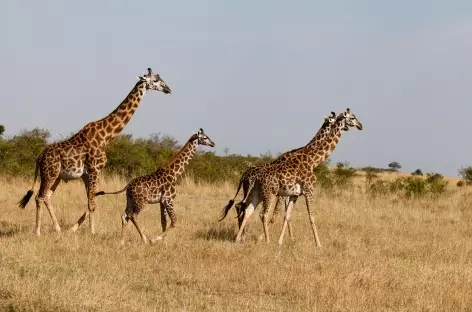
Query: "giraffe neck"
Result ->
[[298, 118, 346, 171], [275, 120, 333, 164], [164, 136, 199, 180], [98, 81, 147, 144]]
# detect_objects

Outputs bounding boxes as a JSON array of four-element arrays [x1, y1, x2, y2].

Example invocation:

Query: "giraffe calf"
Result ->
[[95, 128, 215, 245]]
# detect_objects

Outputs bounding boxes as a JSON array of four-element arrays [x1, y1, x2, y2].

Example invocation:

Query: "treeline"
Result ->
[[0, 128, 275, 185], [2, 127, 472, 199]]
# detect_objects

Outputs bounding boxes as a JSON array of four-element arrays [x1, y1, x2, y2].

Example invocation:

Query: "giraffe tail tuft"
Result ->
[[219, 199, 235, 222], [95, 191, 106, 196], [18, 190, 34, 209]]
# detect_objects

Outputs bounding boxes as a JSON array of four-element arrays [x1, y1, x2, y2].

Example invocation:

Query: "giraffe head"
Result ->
[[138, 68, 171, 94], [339, 108, 363, 131], [192, 128, 216, 147]]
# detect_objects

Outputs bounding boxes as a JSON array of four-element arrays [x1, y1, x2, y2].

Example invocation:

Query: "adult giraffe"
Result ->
[[18, 68, 171, 236]]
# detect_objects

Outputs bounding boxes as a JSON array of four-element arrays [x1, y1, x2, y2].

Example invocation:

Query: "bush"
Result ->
[[0, 128, 49, 176], [457, 180, 466, 187], [459, 167, 472, 185], [366, 173, 448, 198]]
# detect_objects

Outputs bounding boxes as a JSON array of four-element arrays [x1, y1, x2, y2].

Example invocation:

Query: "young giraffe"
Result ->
[[95, 128, 215, 245], [18, 68, 171, 236], [236, 108, 363, 247], [219, 112, 337, 240]]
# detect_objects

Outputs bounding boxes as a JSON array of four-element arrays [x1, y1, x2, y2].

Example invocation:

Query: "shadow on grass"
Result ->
[[194, 226, 236, 242], [0, 220, 25, 238]]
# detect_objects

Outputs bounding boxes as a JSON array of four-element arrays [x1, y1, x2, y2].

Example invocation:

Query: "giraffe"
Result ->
[[17, 68, 171, 236], [219, 111, 337, 240], [235, 108, 363, 247], [95, 128, 215, 245]]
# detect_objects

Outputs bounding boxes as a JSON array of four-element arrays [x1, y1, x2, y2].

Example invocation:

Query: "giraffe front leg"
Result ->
[[278, 195, 297, 245], [260, 195, 276, 243], [287, 196, 298, 241], [257, 196, 283, 241], [70, 169, 101, 234], [151, 196, 175, 244], [303, 186, 321, 248]]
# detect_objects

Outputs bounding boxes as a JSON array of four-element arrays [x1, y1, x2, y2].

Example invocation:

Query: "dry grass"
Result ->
[[1, 174, 472, 311]]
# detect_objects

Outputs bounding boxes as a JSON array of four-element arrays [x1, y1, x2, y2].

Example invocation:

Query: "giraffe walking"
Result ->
[[219, 112, 337, 240], [17, 68, 171, 236], [95, 128, 215, 245], [235, 109, 363, 247]]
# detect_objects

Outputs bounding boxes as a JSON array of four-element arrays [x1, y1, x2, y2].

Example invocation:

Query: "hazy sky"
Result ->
[[2, 0, 472, 176]]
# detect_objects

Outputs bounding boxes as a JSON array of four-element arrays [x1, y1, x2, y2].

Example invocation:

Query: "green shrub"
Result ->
[[457, 180, 466, 187], [459, 167, 472, 185]]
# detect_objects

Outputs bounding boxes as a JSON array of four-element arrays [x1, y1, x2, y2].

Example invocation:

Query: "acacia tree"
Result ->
[[0, 124, 4, 136], [388, 161, 401, 171]]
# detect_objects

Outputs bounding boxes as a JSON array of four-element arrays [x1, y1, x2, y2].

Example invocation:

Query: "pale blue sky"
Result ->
[[1, 0, 472, 176]]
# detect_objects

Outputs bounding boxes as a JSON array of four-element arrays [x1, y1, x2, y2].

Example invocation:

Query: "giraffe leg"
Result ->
[[35, 168, 60, 236], [260, 194, 277, 243], [120, 214, 129, 246], [70, 170, 101, 234], [235, 194, 261, 243], [287, 196, 298, 240], [278, 196, 297, 245], [129, 214, 148, 244], [303, 187, 321, 248], [151, 197, 175, 243], [257, 196, 283, 241], [69, 175, 90, 233], [43, 177, 62, 233], [160, 205, 167, 232]]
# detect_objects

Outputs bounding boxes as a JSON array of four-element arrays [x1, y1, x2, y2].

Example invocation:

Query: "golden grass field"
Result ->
[[1, 173, 472, 311]]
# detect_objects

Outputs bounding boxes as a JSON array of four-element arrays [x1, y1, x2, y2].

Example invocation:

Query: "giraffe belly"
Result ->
[[60, 167, 84, 181], [147, 194, 162, 204], [278, 184, 301, 197]]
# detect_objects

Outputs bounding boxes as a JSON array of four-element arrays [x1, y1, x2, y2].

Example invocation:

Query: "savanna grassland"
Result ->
[[1, 173, 472, 312]]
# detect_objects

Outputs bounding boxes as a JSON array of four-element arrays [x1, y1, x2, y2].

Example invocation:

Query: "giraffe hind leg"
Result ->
[[43, 177, 62, 233], [235, 193, 261, 243], [35, 167, 61, 236], [120, 213, 129, 246]]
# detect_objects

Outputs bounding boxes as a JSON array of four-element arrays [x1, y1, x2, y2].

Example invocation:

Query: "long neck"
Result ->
[[300, 119, 345, 170], [164, 138, 198, 180], [99, 81, 147, 144], [274, 121, 332, 164]]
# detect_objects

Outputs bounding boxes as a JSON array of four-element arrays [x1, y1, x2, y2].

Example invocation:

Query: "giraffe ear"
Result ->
[[138, 76, 146, 81]]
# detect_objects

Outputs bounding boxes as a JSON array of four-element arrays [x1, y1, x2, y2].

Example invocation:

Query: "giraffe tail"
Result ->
[[17, 158, 40, 209], [219, 178, 244, 222], [95, 185, 128, 196]]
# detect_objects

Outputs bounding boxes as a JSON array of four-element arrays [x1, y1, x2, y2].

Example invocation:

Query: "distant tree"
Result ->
[[459, 166, 472, 185], [412, 169, 423, 176], [0, 124, 4, 136], [388, 161, 402, 171]]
